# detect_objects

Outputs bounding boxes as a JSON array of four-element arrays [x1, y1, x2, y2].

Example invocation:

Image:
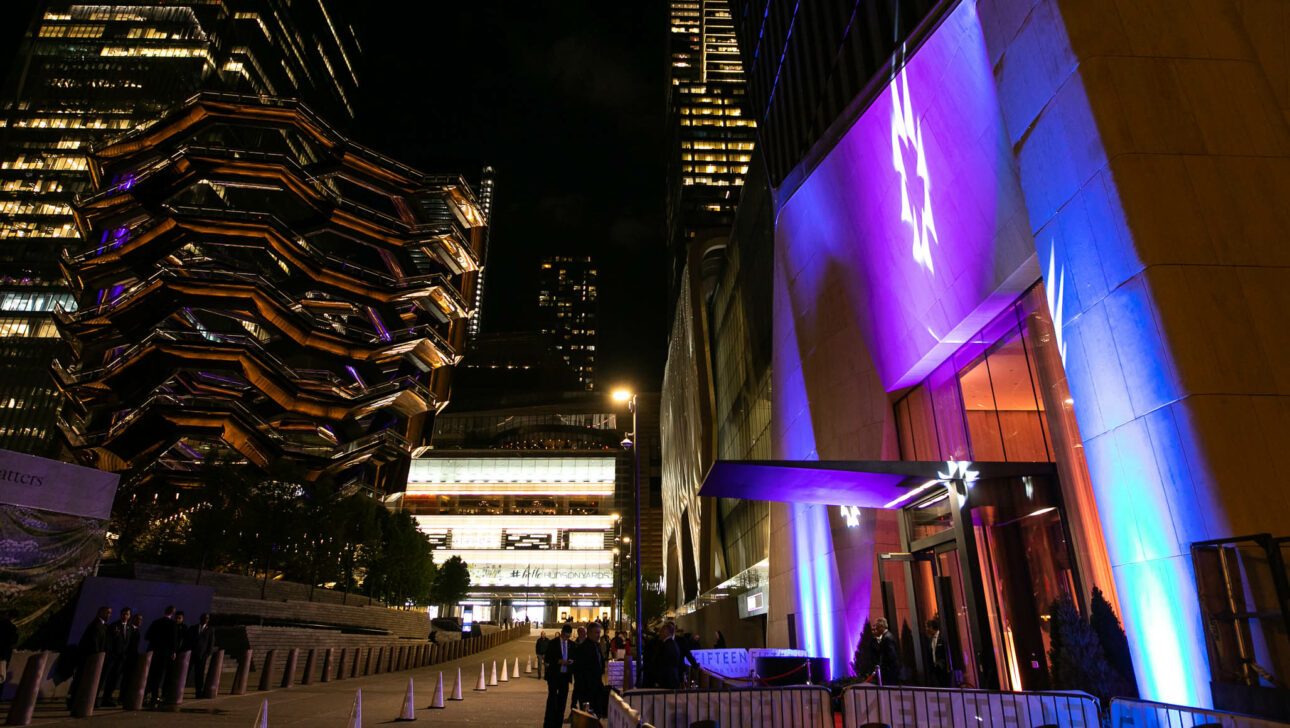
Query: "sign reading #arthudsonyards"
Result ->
[[0, 448, 120, 623]]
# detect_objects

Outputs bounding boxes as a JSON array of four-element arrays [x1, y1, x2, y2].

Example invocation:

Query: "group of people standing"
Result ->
[[68, 604, 215, 708], [538, 621, 610, 727]]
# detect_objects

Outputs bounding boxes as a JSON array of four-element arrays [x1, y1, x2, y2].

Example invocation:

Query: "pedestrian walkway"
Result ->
[[23, 633, 550, 727]]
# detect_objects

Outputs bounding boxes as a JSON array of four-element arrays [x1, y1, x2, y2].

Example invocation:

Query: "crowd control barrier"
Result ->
[[842, 684, 1102, 728], [623, 686, 833, 728], [1109, 697, 1290, 728]]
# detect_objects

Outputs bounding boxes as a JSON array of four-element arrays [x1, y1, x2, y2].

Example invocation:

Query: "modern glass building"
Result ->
[[537, 255, 598, 391], [55, 93, 484, 494], [0, 0, 359, 456], [667, 0, 1290, 716]]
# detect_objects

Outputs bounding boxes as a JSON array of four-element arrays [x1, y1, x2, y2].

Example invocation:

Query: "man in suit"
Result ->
[[925, 618, 951, 687], [144, 606, 179, 706], [869, 617, 901, 686], [68, 606, 110, 707], [99, 606, 131, 707], [657, 622, 685, 689], [188, 613, 215, 697], [534, 631, 550, 679], [543, 623, 575, 728], [572, 621, 606, 714]]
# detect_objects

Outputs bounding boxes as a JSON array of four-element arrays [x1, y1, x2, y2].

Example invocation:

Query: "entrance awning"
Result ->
[[697, 460, 1056, 509]]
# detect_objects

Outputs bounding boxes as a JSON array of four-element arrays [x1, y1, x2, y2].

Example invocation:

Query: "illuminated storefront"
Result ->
[[401, 455, 623, 624]]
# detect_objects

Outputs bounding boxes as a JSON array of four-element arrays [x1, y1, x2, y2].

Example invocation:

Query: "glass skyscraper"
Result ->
[[665, 0, 755, 299], [0, 0, 360, 455]]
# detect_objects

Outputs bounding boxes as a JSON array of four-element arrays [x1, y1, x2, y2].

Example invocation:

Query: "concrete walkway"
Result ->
[[24, 634, 554, 727]]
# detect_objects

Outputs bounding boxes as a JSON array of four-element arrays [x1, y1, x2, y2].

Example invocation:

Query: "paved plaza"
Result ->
[[23, 634, 552, 727]]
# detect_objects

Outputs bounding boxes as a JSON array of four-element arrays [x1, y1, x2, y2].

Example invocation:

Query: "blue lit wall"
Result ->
[[765, 0, 1290, 707]]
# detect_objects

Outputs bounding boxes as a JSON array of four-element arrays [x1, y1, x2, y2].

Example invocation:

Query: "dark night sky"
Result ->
[[0, 1, 671, 393], [348, 2, 670, 393]]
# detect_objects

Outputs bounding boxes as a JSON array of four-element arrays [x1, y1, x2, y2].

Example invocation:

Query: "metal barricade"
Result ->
[[842, 685, 1102, 728], [609, 690, 643, 728], [1109, 697, 1290, 728], [624, 686, 833, 728]]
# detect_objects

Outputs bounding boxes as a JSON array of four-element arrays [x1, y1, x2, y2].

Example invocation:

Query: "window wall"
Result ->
[[894, 282, 1117, 615]]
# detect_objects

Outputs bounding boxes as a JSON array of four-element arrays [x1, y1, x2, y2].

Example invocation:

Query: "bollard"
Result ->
[[364, 646, 374, 676], [385, 644, 395, 673], [202, 649, 224, 698], [70, 651, 106, 717], [351, 646, 361, 678], [373, 646, 384, 675], [394, 645, 404, 672], [5, 651, 50, 726], [161, 651, 191, 711], [322, 648, 334, 683], [258, 649, 277, 692], [302, 648, 317, 685], [232, 649, 253, 695], [280, 647, 299, 689], [123, 651, 152, 711]]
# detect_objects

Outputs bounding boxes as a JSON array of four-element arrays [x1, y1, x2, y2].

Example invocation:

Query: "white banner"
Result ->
[[749, 647, 809, 660], [0, 448, 118, 520]]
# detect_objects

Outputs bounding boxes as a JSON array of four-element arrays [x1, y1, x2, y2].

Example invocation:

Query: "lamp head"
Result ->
[[611, 389, 633, 403], [620, 436, 634, 450]]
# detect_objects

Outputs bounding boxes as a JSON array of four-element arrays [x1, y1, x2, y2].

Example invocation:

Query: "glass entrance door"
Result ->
[[878, 540, 979, 688]]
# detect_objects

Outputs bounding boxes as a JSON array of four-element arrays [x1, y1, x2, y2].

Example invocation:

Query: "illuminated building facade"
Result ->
[[395, 394, 659, 625], [0, 0, 359, 456], [536, 256, 597, 391], [674, 0, 1290, 716], [55, 93, 483, 493], [665, 0, 755, 300]]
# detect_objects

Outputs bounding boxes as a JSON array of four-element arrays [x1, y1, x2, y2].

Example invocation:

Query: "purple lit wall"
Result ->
[[775, 1, 1037, 392], [770, 0, 1036, 677]]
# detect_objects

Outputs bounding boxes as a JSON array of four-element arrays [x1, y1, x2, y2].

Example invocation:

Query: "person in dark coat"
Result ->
[[657, 622, 685, 689], [543, 624, 575, 728], [144, 606, 179, 706], [112, 613, 143, 704], [869, 618, 901, 685], [713, 630, 727, 649], [68, 606, 110, 707], [187, 613, 215, 697], [572, 621, 606, 714], [0, 609, 18, 689], [534, 631, 550, 679], [99, 606, 132, 707]]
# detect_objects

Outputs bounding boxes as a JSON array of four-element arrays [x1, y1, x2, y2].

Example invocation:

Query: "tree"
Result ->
[[1048, 595, 1114, 703], [432, 555, 471, 607], [1090, 587, 1139, 698]]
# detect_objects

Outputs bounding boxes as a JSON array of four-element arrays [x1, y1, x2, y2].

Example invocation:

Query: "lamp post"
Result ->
[[612, 388, 643, 687]]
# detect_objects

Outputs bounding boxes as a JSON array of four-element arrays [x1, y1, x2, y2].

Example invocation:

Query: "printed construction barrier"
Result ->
[[842, 685, 1101, 728]]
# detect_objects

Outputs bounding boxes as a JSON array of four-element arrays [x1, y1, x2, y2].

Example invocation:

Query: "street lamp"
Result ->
[[611, 387, 643, 687]]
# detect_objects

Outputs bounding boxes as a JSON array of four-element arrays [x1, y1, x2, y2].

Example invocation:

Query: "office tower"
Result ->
[[466, 165, 494, 342], [537, 255, 597, 391], [665, 0, 755, 300], [0, 0, 360, 456], [55, 93, 484, 494]]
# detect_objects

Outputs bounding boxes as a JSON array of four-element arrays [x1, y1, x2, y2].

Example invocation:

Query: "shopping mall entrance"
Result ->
[[876, 467, 1080, 691]]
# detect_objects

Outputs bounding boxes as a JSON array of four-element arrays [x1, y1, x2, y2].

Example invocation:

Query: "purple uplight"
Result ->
[[775, 0, 1033, 390]]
